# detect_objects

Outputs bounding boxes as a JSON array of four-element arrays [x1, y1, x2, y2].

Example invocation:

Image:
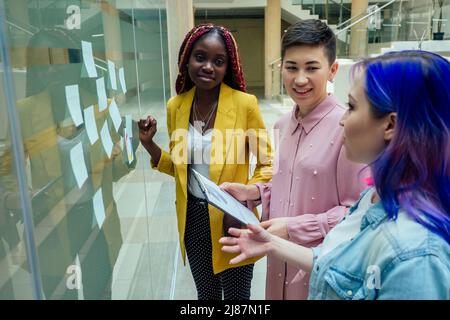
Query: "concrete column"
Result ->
[[349, 0, 369, 58], [101, 2, 125, 102], [166, 0, 194, 96], [264, 0, 281, 99], [101, 3, 123, 63], [8, 1, 30, 68]]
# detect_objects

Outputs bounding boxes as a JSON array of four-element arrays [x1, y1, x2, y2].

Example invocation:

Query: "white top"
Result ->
[[318, 188, 376, 261], [187, 123, 212, 199]]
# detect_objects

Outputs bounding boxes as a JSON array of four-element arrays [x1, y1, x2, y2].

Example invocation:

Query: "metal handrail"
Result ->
[[335, 8, 369, 29], [5, 15, 39, 33], [5, 15, 40, 36], [299, 0, 350, 19], [5, 20, 34, 35], [269, 57, 281, 66], [336, 0, 398, 36], [328, 0, 350, 12], [335, 0, 399, 31]]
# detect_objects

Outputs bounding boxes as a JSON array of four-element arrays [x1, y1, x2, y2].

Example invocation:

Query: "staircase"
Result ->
[[281, 0, 337, 40], [193, 0, 334, 28], [281, 0, 319, 23]]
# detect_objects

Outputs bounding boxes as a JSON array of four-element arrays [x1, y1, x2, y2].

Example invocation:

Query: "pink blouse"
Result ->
[[252, 95, 369, 300]]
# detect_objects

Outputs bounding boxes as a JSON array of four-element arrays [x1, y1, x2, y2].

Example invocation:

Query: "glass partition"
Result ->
[[0, 57, 36, 300], [0, 0, 174, 299], [337, 0, 450, 57]]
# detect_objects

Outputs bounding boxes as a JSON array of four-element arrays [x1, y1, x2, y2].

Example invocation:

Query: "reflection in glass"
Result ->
[[1, 0, 170, 300]]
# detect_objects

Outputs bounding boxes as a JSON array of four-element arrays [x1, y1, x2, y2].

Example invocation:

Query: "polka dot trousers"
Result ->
[[185, 193, 254, 300]]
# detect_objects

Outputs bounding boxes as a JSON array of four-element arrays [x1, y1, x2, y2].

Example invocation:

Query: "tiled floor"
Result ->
[[110, 89, 293, 300]]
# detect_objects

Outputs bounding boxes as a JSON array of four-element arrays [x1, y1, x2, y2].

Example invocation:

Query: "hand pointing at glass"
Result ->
[[138, 115, 161, 166]]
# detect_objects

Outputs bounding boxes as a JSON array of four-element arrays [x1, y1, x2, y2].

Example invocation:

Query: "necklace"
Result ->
[[193, 97, 218, 134]]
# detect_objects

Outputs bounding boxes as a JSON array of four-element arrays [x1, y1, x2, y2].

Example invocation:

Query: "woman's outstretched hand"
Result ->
[[260, 217, 290, 239], [138, 115, 157, 145], [219, 182, 249, 201], [219, 183, 261, 201], [219, 224, 272, 264]]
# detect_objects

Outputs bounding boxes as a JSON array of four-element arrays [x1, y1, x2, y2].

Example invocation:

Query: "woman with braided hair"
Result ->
[[138, 24, 272, 299]]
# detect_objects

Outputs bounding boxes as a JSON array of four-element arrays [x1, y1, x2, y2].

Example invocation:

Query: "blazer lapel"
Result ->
[[176, 87, 195, 133], [209, 83, 237, 184], [174, 87, 195, 199]]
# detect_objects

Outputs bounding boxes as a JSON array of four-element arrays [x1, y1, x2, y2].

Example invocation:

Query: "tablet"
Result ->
[[190, 168, 260, 225]]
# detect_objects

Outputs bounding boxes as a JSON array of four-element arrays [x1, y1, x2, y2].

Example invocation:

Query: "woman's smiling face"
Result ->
[[187, 33, 228, 91], [282, 45, 338, 116]]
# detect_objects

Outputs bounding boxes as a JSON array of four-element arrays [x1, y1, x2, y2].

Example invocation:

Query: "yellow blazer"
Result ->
[[153, 82, 273, 274]]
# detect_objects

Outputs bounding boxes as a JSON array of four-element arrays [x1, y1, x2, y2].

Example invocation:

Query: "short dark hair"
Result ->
[[281, 19, 336, 65]]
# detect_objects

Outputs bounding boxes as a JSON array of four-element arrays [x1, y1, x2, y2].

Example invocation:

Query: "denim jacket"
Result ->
[[308, 188, 450, 300]]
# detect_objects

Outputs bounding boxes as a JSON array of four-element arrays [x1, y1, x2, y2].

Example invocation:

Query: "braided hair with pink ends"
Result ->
[[175, 24, 246, 94]]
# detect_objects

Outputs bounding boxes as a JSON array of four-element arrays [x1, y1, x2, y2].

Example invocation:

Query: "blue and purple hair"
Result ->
[[353, 50, 450, 244]]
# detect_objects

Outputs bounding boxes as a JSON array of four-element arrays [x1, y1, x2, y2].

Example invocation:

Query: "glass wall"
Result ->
[[0, 0, 177, 299]]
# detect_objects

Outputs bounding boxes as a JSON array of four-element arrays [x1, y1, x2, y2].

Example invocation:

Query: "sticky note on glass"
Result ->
[[119, 67, 127, 94], [83, 105, 99, 145], [125, 134, 134, 164], [125, 114, 133, 139], [96, 77, 108, 112], [65, 85, 83, 127], [93, 188, 105, 229], [107, 60, 117, 90], [70, 142, 88, 188], [100, 121, 113, 158], [108, 98, 122, 133], [119, 136, 124, 151], [81, 41, 98, 78]]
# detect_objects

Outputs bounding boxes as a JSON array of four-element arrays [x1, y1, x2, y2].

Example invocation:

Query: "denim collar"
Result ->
[[360, 202, 388, 230], [349, 188, 389, 231]]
